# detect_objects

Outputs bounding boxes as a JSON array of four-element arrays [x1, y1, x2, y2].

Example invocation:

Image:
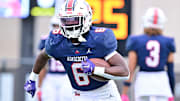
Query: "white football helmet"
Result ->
[[57, 0, 92, 41], [49, 16, 59, 30], [143, 7, 167, 29]]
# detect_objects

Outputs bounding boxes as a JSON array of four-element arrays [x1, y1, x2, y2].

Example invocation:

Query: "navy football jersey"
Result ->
[[38, 35, 66, 74], [126, 34, 176, 71], [45, 26, 117, 91]]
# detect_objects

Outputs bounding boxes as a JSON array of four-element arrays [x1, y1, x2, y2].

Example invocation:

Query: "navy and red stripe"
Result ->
[[65, 0, 77, 11], [153, 8, 158, 24]]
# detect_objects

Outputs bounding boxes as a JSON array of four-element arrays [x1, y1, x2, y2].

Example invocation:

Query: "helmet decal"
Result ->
[[66, 0, 77, 11], [143, 7, 167, 29], [153, 9, 158, 24]]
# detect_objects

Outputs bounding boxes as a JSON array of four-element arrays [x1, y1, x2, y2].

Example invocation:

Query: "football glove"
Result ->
[[24, 80, 36, 97], [81, 59, 95, 75]]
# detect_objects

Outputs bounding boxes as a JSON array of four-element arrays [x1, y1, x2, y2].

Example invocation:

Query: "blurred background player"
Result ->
[[121, 7, 176, 101], [24, 0, 129, 101], [37, 16, 72, 101]]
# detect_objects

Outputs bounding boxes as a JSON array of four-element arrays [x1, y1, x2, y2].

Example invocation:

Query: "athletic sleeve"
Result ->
[[126, 35, 138, 52], [38, 34, 49, 50], [167, 63, 175, 94], [168, 38, 176, 53], [45, 30, 63, 57], [38, 39, 46, 51], [101, 29, 117, 57], [45, 31, 56, 57]]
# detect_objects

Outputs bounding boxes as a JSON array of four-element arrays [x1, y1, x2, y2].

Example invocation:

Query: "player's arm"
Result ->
[[32, 49, 50, 74], [105, 51, 129, 77], [167, 52, 175, 95], [95, 29, 129, 80], [166, 38, 176, 95], [121, 51, 137, 95], [82, 29, 129, 80], [38, 67, 47, 88], [24, 49, 50, 97], [120, 36, 138, 100], [29, 49, 49, 81], [37, 67, 47, 101], [90, 51, 129, 80]]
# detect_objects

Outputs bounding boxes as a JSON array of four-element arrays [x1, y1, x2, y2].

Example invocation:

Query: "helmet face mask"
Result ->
[[60, 16, 84, 38], [58, 0, 92, 39]]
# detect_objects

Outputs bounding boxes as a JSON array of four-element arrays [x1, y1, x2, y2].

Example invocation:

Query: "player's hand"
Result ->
[[81, 59, 95, 75], [37, 88, 42, 101], [24, 80, 36, 97], [121, 94, 129, 101]]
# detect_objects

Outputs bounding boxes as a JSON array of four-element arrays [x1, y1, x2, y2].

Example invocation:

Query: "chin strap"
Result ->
[[78, 35, 87, 42]]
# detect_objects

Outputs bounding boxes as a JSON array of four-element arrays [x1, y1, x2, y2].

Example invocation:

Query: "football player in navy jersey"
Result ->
[[36, 16, 72, 101], [24, 0, 129, 101], [121, 8, 176, 101]]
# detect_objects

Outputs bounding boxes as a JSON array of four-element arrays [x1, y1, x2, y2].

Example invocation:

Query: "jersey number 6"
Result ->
[[71, 63, 90, 86]]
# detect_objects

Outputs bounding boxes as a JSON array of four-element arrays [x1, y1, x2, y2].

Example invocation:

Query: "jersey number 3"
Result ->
[[146, 40, 160, 67]]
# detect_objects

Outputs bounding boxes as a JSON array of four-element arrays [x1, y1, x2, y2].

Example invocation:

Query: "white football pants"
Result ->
[[72, 80, 121, 101]]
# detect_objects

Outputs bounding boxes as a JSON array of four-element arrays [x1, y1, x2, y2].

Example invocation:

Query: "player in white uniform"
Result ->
[[24, 0, 130, 101], [121, 8, 176, 101], [37, 16, 72, 101]]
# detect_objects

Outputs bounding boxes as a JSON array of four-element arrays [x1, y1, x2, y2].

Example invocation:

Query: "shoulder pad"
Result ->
[[94, 28, 117, 56], [94, 28, 106, 33], [45, 30, 64, 57], [104, 28, 117, 49], [90, 26, 107, 33], [38, 38, 46, 51], [126, 35, 138, 52], [167, 37, 176, 52], [47, 29, 64, 46], [38, 34, 49, 50]]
